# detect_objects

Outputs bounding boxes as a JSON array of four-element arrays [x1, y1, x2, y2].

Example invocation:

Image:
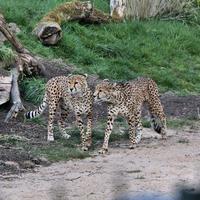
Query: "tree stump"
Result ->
[[110, 0, 126, 19]]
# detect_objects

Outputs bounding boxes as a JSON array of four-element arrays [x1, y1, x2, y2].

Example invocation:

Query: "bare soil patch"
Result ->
[[0, 128, 199, 200]]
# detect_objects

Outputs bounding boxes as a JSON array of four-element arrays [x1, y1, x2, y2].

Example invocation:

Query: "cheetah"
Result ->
[[25, 74, 93, 150], [93, 77, 167, 154]]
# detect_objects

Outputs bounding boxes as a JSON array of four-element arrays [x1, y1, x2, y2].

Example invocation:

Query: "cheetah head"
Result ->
[[67, 74, 88, 95], [94, 80, 119, 103]]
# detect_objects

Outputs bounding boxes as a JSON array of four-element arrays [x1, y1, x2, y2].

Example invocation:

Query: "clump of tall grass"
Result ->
[[0, 46, 15, 67], [125, 0, 199, 22], [20, 78, 45, 105]]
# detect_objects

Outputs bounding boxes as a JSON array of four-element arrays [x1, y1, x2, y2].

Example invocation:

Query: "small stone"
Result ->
[[3, 161, 20, 173], [38, 156, 51, 166], [21, 160, 35, 169], [32, 156, 51, 166]]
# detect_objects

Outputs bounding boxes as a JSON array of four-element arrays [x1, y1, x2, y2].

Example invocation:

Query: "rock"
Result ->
[[7, 23, 21, 35], [39, 156, 51, 166], [0, 22, 21, 44], [0, 75, 12, 105], [32, 156, 51, 166], [0, 32, 6, 45], [0, 160, 20, 174], [4, 161, 20, 169], [20, 160, 35, 169]]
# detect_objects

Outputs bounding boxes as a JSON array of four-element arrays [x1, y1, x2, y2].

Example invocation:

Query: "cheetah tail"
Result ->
[[150, 114, 162, 134], [25, 94, 47, 119], [147, 78, 165, 134]]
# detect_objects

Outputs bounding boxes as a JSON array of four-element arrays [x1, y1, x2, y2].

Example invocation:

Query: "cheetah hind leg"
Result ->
[[135, 121, 143, 144], [82, 112, 93, 150], [47, 133, 54, 141], [58, 121, 71, 139], [57, 104, 71, 139]]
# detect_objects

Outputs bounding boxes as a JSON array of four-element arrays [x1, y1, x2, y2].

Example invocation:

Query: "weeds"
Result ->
[[20, 78, 45, 104], [0, 46, 15, 67], [167, 118, 197, 128]]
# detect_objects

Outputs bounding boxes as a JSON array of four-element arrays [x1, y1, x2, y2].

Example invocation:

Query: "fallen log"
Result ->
[[33, 1, 111, 45]]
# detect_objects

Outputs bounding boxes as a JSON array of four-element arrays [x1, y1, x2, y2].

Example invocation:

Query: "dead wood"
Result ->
[[0, 13, 46, 121], [4, 67, 25, 122], [0, 14, 45, 75], [33, 1, 111, 45]]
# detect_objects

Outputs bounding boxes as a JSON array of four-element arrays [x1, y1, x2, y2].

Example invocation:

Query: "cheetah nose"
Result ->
[[70, 88, 73, 92]]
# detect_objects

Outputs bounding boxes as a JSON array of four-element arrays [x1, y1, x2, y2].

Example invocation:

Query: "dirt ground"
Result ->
[[0, 127, 199, 200]]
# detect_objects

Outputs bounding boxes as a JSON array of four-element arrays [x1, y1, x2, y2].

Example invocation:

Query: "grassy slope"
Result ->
[[1, 0, 200, 95]]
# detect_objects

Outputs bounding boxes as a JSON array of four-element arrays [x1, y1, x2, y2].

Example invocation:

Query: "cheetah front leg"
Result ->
[[128, 112, 141, 149], [57, 101, 71, 139], [128, 120, 137, 149], [75, 113, 87, 150], [47, 99, 58, 141], [84, 111, 93, 150]]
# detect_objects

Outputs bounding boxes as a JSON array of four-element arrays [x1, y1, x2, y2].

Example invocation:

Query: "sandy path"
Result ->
[[0, 128, 200, 200]]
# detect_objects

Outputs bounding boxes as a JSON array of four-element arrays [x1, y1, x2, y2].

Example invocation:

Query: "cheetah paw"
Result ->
[[85, 141, 92, 148], [135, 137, 142, 144], [63, 133, 71, 139], [47, 135, 54, 141], [161, 135, 167, 140], [98, 148, 108, 154], [81, 146, 89, 151], [129, 144, 137, 149]]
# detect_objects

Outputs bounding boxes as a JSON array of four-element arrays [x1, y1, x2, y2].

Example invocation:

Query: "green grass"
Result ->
[[32, 144, 89, 162], [21, 119, 128, 161], [31, 126, 89, 161], [0, 0, 200, 95], [143, 117, 198, 129], [166, 118, 197, 129], [2, 116, 198, 162], [0, 46, 15, 67], [0, 134, 29, 145], [20, 78, 46, 104]]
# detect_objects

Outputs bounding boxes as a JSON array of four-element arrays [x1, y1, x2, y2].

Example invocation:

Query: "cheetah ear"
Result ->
[[113, 82, 117, 87], [103, 79, 109, 82], [83, 73, 88, 78]]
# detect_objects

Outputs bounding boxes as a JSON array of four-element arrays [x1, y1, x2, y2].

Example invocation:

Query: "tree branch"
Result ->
[[0, 13, 46, 121]]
